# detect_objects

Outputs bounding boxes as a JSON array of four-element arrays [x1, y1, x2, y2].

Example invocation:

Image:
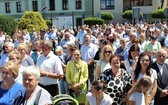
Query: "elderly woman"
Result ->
[[17, 43, 34, 67], [98, 55, 132, 105], [95, 45, 113, 80], [66, 49, 88, 105], [0, 61, 26, 105], [22, 66, 52, 105]]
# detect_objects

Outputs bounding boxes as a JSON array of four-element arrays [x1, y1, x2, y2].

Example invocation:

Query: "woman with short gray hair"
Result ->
[[22, 66, 52, 105]]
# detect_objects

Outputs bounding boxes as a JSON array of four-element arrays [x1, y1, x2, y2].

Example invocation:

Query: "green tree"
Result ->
[[0, 15, 18, 36], [122, 10, 143, 20], [151, 9, 165, 19], [101, 12, 114, 24], [18, 11, 48, 33], [45, 20, 52, 28], [84, 17, 104, 27]]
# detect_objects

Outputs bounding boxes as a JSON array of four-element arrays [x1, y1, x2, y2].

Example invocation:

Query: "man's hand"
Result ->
[[160, 90, 168, 98]]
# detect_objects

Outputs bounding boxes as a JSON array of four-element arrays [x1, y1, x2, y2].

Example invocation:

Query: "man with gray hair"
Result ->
[[0, 42, 14, 67], [151, 48, 168, 105], [37, 40, 64, 97]]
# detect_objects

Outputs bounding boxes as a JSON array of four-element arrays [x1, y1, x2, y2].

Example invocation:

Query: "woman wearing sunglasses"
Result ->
[[95, 45, 113, 80], [131, 53, 157, 105]]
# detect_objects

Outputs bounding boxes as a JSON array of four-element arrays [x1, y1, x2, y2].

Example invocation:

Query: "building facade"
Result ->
[[94, 0, 159, 23], [0, 0, 164, 26], [0, 0, 93, 28]]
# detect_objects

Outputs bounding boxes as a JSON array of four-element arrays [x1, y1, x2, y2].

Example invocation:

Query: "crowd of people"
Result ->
[[0, 21, 168, 105]]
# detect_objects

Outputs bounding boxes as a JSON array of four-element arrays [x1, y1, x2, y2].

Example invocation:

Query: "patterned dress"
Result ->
[[98, 68, 132, 105]]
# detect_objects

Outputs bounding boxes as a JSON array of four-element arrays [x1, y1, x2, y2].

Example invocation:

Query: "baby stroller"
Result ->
[[52, 94, 79, 105]]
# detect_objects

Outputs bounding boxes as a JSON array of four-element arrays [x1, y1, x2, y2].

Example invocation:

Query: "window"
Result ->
[[76, 0, 82, 9], [16, 2, 22, 12], [49, 0, 55, 10], [5, 2, 10, 13], [101, 0, 115, 10], [62, 0, 68, 10], [32, 1, 38, 11]]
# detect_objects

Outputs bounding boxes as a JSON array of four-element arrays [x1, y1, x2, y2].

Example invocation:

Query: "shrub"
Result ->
[[122, 10, 143, 19], [45, 20, 52, 28], [152, 9, 165, 19], [0, 15, 18, 36], [101, 12, 114, 20], [84, 17, 104, 27], [18, 11, 48, 33]]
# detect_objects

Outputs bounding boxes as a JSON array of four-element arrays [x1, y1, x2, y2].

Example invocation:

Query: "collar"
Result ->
[[156, 61, 165, 67], [43, 51, 54, 58]]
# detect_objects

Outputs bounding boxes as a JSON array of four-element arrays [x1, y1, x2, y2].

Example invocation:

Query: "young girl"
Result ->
[[127, 76, 152, 105]]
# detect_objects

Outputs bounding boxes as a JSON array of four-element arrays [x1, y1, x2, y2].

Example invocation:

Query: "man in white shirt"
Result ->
[[80, 33, 98, 83], [37, 40, 64, 97]]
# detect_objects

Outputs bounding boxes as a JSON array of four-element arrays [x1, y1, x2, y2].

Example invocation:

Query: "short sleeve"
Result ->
[[129, 92, 136, 101]]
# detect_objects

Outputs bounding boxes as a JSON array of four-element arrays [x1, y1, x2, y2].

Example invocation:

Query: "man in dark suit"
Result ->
[[151, 48, 168, 105]]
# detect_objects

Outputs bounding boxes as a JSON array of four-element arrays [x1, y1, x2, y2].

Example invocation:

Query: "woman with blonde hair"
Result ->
[[95, 45, 113, 80], [0, 61, 26, 104], [17, 43, 34, 67], [127, 76, 152, 105]]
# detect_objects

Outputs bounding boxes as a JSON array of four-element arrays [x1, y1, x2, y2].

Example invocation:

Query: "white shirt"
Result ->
[[15, 65, 25, 84], [0, 53, 9, 67], [156, 62, 164, 75], [37, 51, 63, 85], [80, 43, 97, 62], [86, 92, 113, 105], [129, 91, 145, 105]]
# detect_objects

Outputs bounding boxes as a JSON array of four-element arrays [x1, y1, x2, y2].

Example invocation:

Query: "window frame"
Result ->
[[32, 1, 38, 11], [62, 0, 68, 10], [16, 2, 22, 12], [76, 0, 82, 9], [5, 2, 11, 13], [49, 0, 55, 11], [100, 0, 115, 10]]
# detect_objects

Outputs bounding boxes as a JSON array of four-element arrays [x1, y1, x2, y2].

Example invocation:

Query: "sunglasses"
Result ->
[[105, 50, 112, 54], [140, 59, 150, 62]]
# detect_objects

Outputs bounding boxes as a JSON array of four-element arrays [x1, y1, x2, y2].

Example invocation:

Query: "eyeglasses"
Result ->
[[140, 59, 150, 62], [2, 71, 12, 76], [158, 55, 167, 59], [105, 50, 112, 54]]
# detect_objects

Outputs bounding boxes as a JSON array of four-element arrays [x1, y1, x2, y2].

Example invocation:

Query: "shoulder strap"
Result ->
[[34, 89, 42, 105]]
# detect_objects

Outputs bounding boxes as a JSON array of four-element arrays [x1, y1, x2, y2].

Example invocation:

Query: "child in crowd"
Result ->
[[85, 80, 113, 105], [127, 76, 152, 105]]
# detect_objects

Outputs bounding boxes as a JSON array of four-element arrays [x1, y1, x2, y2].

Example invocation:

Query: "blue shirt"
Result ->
[[0, 82, 26, 105]]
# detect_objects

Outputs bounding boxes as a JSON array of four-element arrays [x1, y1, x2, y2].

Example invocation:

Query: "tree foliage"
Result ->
[[18, 11, 48, 33], [45, 20, 52, 28], [122, 10, 143, 19], [0, 15, 18, 36], [84, 17, 104, 27], [101, 12, 114, 20], [151, 9, 165, 19]]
